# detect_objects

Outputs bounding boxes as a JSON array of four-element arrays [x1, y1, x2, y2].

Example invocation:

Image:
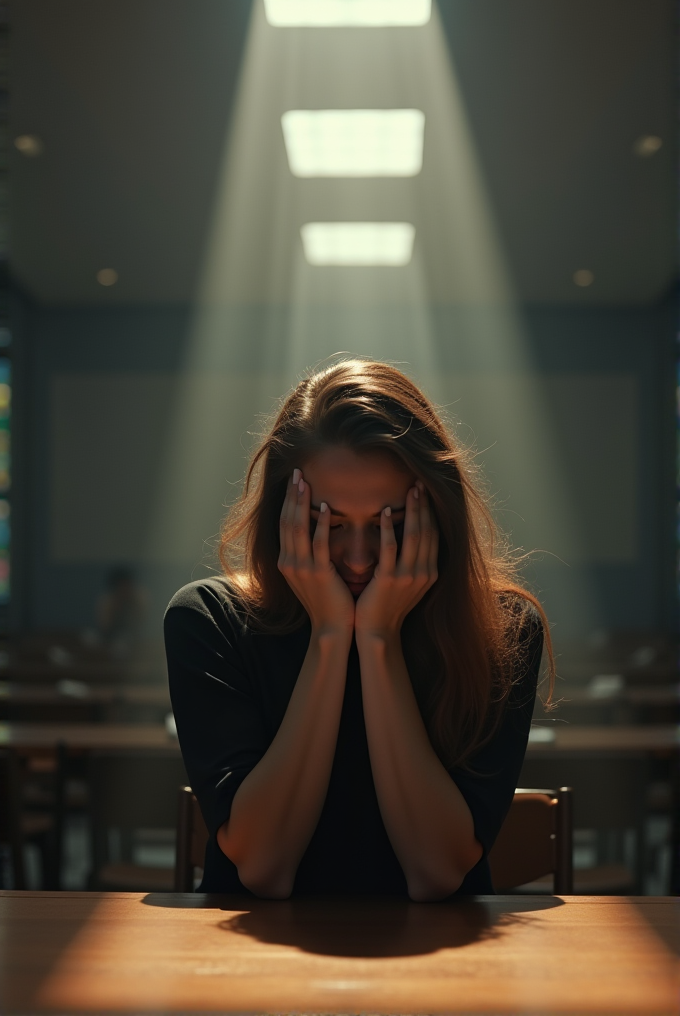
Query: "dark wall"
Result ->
[[11, 295, 677, 642]]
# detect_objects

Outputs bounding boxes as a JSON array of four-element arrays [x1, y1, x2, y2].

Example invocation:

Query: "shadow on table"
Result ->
[[142, 892, 563, 957]]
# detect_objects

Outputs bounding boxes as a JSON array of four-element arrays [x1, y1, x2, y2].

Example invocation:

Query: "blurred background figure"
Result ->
[[96, 566, 148, 660]]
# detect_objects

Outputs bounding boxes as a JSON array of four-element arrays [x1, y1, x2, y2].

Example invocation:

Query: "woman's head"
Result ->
[[303, 445, 413, 597], [220, 359, 552, 765], [224, 360, 477, 598]]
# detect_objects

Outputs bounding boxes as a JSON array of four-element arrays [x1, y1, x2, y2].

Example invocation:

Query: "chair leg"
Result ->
[[174, 787, 193, 892], [554, 786, 574, 894], [5, 750, 26, 889], [44, 743, 67, 890]]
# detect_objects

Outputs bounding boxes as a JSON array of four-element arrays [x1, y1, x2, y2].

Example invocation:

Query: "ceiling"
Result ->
[[11, 0, 677, 306]]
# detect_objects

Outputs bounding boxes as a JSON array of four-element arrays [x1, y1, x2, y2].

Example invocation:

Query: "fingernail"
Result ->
[[413, 487, 419, 500], [298, 478, 305, 493], [292, 468, 300, 485], [320, 502, 327, 513], [384, 506, 392, 517]]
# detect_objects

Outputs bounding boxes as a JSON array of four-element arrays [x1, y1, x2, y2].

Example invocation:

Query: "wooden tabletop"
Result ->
[[0, 722, 179, 751], [559, 684, 680, 706], [0, 721, 677, 753], [526, 723, 679, 752], [1, 892, 677, 1015], [0, 661, 165, 682], [0, 681, 170, 705]]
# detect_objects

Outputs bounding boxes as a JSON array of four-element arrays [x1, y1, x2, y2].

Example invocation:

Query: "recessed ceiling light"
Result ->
[[633, 135, 663, 158], [301, 222, 415, 265], [264, 0, 430, 27], [96, 268, 118, 286], [573, 269, 594, 287], [14, 134, 43, 157], [282, 109, 425, 177]]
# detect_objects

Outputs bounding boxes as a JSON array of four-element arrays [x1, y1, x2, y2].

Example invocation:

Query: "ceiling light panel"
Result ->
[[301, 222, 415, 266], [282, 109, 425, 177], [264, 0, 431, 27]]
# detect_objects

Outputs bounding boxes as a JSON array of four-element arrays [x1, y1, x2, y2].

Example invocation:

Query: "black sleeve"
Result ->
[[447, 604, 543, 859], [164, 580, 270, 837]]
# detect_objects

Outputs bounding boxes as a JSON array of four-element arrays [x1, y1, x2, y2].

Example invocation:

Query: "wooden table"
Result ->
[[560, 685, 680, 706], [526, 724, 679, 753], [0, 722, 179, 751], [0, 721, 676, 755], [0, 892, 677, 1014], [0, 661, 165, 682], [0, 681, 170, 705]]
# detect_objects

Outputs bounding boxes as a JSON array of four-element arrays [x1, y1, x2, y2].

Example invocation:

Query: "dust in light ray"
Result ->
[[146, 0, 596, 638]]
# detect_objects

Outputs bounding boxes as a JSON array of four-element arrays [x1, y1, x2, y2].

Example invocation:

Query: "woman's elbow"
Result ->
[[407, 870, 464, 902], [217, 822, 295, 898], [407, 840, 483, 902], [237, 864, 295, 899]]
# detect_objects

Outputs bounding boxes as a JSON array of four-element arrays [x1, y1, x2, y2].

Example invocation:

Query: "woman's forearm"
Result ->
[[357, 633, 482, 901], [217, 629, 351, 898]]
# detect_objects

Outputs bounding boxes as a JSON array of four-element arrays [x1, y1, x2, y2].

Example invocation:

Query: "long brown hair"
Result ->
[[219, 359, 554, 767]]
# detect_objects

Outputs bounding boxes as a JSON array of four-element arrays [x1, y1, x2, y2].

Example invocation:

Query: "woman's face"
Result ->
[[302, 445, 416, 597]]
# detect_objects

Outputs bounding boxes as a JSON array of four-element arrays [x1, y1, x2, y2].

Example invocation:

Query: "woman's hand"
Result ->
[[355, 481, 438, 642], [278, 469, 355, 637]]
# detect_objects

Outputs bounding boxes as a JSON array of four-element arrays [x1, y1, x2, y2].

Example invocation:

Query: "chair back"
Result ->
[[488, 787, 573, 893], [89, 750, 187, 828], [175, 785, 574, 894], [0, 748, 25, 888], [88, 750, 187, 890], [174, 786, 209, 891]]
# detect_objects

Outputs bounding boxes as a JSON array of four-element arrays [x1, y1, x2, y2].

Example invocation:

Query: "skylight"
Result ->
[[281, 109, 425, 177], [264, 0, 431, 27], [301, 222, 415, 265]]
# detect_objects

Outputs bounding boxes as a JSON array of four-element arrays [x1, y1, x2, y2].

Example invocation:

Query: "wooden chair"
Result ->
[[174, 786, 209, 891], [175, 785, 573, 895], [88, 751, 187, 891], [0, 747, 57, 889], [519, 757, 644, 893], [0, 748, 26, 887], [488, 787, 573, 893]]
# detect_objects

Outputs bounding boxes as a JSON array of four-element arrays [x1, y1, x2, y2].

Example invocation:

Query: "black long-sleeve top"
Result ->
[[164, 577, 542, 896]]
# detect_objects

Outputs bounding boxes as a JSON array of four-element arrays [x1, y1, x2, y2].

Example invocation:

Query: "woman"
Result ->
[[165, 359, 553, 901]]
